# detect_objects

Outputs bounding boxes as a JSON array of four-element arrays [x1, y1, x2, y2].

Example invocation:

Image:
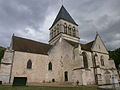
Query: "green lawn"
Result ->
[[0, 85, 98, 90]]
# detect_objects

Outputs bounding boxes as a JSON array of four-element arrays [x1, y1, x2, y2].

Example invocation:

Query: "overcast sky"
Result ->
[[0, 0, 120, 50]]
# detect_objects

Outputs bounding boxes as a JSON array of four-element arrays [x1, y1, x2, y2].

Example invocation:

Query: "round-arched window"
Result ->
[[72, 27, 76, 37], [48, 62, 52, 70], [64, 23, 67, 34], [100, 55, 104, 66], [27, 59, 32, 69]]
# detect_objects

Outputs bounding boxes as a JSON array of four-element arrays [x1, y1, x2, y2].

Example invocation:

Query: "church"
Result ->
[[0, 6, 119, 85]]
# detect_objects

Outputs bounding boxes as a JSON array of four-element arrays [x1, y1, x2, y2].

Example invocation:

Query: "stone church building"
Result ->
[[0, 6, 119, 85]]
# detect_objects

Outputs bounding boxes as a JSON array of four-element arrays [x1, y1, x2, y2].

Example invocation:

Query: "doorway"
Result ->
[[64, 71, 68, 81], [12, 77, 27, 86]]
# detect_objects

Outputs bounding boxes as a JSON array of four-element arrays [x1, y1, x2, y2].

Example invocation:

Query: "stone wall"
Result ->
[[0, 50, 13, 84]]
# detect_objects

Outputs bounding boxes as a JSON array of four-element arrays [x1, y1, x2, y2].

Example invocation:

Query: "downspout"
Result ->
[[9, 50, 15, 83], [9, 34, 15, 83]]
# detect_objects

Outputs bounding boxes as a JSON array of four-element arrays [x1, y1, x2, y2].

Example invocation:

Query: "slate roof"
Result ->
[[80, 41, 94, 51], [50, 5, 78, 29], [64, 39, 94, 51], [12, 36, 52, 55], [65, 39, 79, 48]]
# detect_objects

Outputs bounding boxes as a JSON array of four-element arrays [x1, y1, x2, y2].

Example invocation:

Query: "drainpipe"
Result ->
[[9, 50, 15, 83]]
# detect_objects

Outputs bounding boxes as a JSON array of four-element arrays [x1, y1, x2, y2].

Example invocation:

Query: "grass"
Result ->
[[0, 85, 98, 90]]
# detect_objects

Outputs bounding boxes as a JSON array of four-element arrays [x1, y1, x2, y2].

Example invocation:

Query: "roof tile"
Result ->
[[12, 36, 52, 55]]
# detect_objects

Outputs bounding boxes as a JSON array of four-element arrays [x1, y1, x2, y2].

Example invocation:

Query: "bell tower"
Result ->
[[49, 6, 80, 45]]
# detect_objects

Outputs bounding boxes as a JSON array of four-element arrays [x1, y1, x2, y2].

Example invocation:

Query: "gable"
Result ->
[[91, 34, 108, 54]]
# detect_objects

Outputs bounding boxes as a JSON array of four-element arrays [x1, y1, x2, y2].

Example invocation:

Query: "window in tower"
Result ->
[[55, 26, 57, 35], [73, 27, 76, 37], [68, 25, 71, 35], [64, 23, 67, 34], [54, 30, 56, 36], [51, 29, 54, 38], [57, 24, 60, 34]]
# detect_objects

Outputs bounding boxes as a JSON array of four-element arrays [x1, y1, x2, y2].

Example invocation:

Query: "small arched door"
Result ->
[[64, 71, 68, 81]]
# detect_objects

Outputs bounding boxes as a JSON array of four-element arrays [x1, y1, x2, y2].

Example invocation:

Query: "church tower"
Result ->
[[49, 6, 80, 45]]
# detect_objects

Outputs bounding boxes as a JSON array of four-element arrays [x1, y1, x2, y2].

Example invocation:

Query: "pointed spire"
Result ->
[[50, 5, 78, 29]]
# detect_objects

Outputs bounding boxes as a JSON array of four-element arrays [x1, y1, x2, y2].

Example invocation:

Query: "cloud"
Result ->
[[66, 0, 120, 50], [0, 0, 55, 46], [0, 0, 120, 50]]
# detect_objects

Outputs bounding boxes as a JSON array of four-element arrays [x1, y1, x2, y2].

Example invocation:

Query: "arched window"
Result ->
[[50, 32, 52, 39], [27, 59, 32, 69], [54, 30, 56, 36], [48, 62, 52, 70], [54, 27, 56, 36], [51, 29, 54, 38], [82, 52, 88, 68], [68, 25, 71, 35], [64, 23, 67, 34], [100, 55, 104, 66], [57, 24, 60, 34], [94, 54, 99, 66], [72, 27, 76, 37]]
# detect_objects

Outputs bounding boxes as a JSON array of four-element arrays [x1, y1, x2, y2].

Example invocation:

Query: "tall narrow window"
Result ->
[[57, 24, 60, 34], [27, 59, 32, 69], [50, 32, 52, 39], [54, 30, 56, 36], [64, 23, 67, 34], [72, 27, 76, 37], [100, 55, 104, 66], [94, 54, 99, 66], [82, 52, 88, 68], [51, 29, 54, 38], [54, 27, 57, 36], [68, 25, 71, 35], [48, 62, 52, 70]]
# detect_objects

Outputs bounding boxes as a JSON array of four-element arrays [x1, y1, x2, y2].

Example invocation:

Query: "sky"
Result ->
[[0, 0, 120, 50]]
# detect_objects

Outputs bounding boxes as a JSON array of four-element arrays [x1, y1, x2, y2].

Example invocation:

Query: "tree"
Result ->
[[109, 48, 120, 69], [0, 46, 6, 63]]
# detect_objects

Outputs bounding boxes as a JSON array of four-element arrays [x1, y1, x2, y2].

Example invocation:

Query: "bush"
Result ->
[[0, 46, 6, 63]]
